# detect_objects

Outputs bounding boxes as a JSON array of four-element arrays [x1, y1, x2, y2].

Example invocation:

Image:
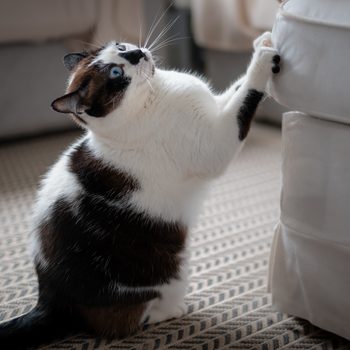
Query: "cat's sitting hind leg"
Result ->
[[141, 276, 188, 325]]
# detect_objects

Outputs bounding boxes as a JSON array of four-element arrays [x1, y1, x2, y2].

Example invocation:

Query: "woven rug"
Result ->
[[0, 125, 349, 350]]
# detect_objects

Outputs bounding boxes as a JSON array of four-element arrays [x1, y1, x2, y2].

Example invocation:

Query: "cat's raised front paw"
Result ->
[[254, 46, 281, 75], [253, 32, 281, 75], [247, 46, 281, 91]]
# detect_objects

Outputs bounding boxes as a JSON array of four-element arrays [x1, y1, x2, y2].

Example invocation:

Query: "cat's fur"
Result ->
[[0, 32, 280, 349]]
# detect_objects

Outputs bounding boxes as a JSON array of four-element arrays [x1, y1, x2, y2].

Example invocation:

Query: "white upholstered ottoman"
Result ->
[[268, 0, 350, 341]]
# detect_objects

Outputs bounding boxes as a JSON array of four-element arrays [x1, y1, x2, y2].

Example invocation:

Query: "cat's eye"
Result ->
[[109, 66, 123, 79], [117, 44, 126, 51]]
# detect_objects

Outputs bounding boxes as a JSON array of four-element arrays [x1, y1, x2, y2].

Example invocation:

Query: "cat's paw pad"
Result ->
[[272, 54, 281, 74], [253, 31, 272, 51], [247, 47, 281, 89], [254, 47, 281, 75]]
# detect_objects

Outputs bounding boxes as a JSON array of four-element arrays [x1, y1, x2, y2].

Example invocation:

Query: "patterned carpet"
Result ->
[[0, 125, 349, 350]]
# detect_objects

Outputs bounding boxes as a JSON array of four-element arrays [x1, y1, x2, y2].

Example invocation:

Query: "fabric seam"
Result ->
[[279, 7, 350, 30]]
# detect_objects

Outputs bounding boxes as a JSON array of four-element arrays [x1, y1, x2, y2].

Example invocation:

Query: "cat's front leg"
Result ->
[[216, 32, 280, 110], [220, 32, 280, 142], [187, 32, 281, 178], [194, 33, 281, 178]]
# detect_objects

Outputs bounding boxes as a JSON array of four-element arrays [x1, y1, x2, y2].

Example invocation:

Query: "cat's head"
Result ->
[[51, 42, 154, 126]]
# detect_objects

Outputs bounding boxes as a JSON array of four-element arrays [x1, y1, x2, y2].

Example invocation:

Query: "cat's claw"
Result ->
[[253, 31, 273, 51]]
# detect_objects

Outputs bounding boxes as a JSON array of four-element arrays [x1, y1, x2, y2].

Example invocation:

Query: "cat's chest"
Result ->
[[129, 169, 208, 225], [118, 151, 208, 224], [89, 136, 208, 225]]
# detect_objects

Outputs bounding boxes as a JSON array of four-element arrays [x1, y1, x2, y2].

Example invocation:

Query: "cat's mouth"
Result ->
[[138, 49, 155, 76]]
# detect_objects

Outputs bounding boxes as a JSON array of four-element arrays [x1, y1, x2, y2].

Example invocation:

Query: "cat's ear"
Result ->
[[51, 91, 82, 114], [63, 52, 88, 71]]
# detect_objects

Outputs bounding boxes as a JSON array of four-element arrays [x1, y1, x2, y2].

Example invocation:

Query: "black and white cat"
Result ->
[[0, 32, 280, 348]]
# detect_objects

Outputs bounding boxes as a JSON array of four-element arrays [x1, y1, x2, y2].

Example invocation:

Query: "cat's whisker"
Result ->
[[142, 69, 150, 81], [146, 79, 154, 92], [150, 36, 190, 53], [107, 94, 117, 107], [113, 95, 119, 110], [144, 4, 164, 48], [143, 70, 152, 80], [144, 74, 154, 92], [147, 20, 177, 51], [144, 1, 174, 48], [148, 16, 179, 51], [141, 69, 154, 92], [149, 34, 181, 53], [148, 17, 180, 51], [144, 2, 174, 48]]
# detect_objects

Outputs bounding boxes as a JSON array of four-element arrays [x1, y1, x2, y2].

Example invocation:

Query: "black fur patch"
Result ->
[[119, 49, 147, 65], [83, 69, 131, 118], [38, 140, 187, 308], [237, 89, 264, 141], [53, 50, 131, 118], [0, 302, 80, 349], [70, 140, 139, 201]]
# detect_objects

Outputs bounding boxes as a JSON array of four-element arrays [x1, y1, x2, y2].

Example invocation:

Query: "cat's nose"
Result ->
[[119, 49, 147, 65]]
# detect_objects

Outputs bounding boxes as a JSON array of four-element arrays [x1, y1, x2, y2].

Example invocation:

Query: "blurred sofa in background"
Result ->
[[0, 0, 165, 140]]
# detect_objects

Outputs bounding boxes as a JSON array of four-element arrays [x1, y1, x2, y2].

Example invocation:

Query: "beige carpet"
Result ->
[[0, 125, 349, 350]]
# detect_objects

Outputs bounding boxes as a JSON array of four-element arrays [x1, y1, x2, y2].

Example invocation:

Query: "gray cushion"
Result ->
[[0, 43, 75, 140]]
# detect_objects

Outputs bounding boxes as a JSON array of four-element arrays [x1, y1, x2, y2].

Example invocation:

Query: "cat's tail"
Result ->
[[0, 303, 77, 349]]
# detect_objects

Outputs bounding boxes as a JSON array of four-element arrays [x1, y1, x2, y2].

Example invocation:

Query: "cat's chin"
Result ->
[[71, 114, 87, 127]]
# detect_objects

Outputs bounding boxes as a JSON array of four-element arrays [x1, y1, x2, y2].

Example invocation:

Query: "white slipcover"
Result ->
[[269, 112, 350, 340], [268, 0, 350, 341]]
